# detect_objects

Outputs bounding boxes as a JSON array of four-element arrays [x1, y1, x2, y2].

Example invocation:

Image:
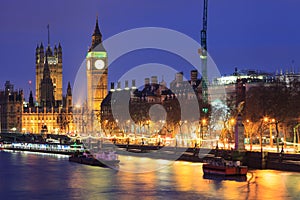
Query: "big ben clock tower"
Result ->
[[86, 18, 108, 133]]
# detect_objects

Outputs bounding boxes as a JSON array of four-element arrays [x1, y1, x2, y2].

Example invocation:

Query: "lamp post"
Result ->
[[269, 118, 275, 148], [230, 118, 235, 149], [245, 119, 253, 151], [201, 119, 207, 139], [274, 121, 280, 153]]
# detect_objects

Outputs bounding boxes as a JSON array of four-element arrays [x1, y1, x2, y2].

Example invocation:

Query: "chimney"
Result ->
[[151, 76, 158, 85], [175, 72, 183, 82], [117, 81, 121, 91], [145, 78, 150, 86], [125, 80, 129, 90], [132, 80, 136, 89], [191, 70, 198, 82], [110, 82, 115, 92]]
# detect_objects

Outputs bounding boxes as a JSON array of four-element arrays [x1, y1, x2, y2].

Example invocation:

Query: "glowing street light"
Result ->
[[230, 118, 235, 125]]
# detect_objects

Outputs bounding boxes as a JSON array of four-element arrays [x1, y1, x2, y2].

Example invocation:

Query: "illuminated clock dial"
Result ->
[[95, 60, 105, 70], [87, 60, 91, 70]]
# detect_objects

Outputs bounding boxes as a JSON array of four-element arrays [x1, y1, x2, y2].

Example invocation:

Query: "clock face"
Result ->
[[95, 60, 105, 70], [87, 60, 91, 70]]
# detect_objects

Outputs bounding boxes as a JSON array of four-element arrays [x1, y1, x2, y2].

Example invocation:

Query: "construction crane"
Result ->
[[201, 0, 208, 51], [199, 0, 208, 104]]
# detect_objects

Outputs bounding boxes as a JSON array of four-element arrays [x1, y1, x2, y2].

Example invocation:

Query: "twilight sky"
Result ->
[[1, 0, 300, 97]]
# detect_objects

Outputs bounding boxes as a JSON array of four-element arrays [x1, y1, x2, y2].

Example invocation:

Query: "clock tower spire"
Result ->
[[89, 17, 104, 52]]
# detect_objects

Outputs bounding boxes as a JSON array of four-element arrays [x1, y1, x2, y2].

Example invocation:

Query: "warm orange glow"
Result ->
[[173, 162, 208, 192], [264, 117, 269, 122], [202, 119, 207, 125], [230, 118, 235, 124]]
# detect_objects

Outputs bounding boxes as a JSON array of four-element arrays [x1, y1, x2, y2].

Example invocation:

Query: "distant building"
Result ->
[[0, 81, 23, 132], [210, 68, 300, 97], [0, 28, 74, 134], [100, 70, 206, 137], [275, 69, 300, 87], [35, 41, 63, 106], [212, 68, 274, 86]]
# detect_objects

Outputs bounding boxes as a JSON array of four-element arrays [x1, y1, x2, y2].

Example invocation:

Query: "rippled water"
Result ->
[[0, 150, 299, 200]]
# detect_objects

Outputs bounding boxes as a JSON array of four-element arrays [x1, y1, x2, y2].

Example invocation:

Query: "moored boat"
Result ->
[[2, 142, 85, 155], [202, 157, 248, 176], [69, 150, 120, 168]]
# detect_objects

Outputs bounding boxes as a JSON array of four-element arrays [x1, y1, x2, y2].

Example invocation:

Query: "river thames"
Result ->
[[0, 150, 299, 200]]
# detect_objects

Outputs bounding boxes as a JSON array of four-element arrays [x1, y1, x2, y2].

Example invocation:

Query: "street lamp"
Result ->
[[146, 120, 151, 136], [269, 118, 275, 147], [229, 118, 236, 149], [201, 119, 207, 140], [245, 119, 253, 151]]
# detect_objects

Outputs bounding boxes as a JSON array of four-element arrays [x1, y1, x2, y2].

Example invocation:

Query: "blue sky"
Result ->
[[1, 0, 300, 97]]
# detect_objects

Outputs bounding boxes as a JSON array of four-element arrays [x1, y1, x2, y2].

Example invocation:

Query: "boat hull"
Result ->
[[203, 164, 248, 176], [69, 156, 119, 168]]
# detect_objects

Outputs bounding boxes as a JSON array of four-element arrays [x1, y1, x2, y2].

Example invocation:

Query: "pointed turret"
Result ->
[[66, 81, 72, 110], [39, 42, 45, 63], [40, 42, 44, 51], [89, 17, 104, 51], [36, 44, 40, 64], [54, 44, 57, 55], [93, 17, 102, 35], [36, 44, 40, 53], [43, 56, 51, 79], [58, 42, 62, 63], [29, 90, 34, 107], [58, 42, 62, 50], [67, 81, 72, 96], [39, 56, 54, 108]]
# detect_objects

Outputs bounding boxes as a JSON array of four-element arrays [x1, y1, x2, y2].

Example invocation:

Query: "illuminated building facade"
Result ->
[[21, 82, 74, 134], [35, 40, 63, 106]]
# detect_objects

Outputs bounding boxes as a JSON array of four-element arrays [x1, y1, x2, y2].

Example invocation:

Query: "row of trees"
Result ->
[[214, 80, 300, 147]]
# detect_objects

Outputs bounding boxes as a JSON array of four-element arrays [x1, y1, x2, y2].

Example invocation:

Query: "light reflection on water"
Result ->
[[0, 151, 299, 200]]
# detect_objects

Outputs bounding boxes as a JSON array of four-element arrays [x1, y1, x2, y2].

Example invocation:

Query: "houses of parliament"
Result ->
[[0, 18, 107, 135]]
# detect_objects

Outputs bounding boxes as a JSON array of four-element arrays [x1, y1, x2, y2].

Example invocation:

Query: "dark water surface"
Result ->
[[0, 150, 299, 200]]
